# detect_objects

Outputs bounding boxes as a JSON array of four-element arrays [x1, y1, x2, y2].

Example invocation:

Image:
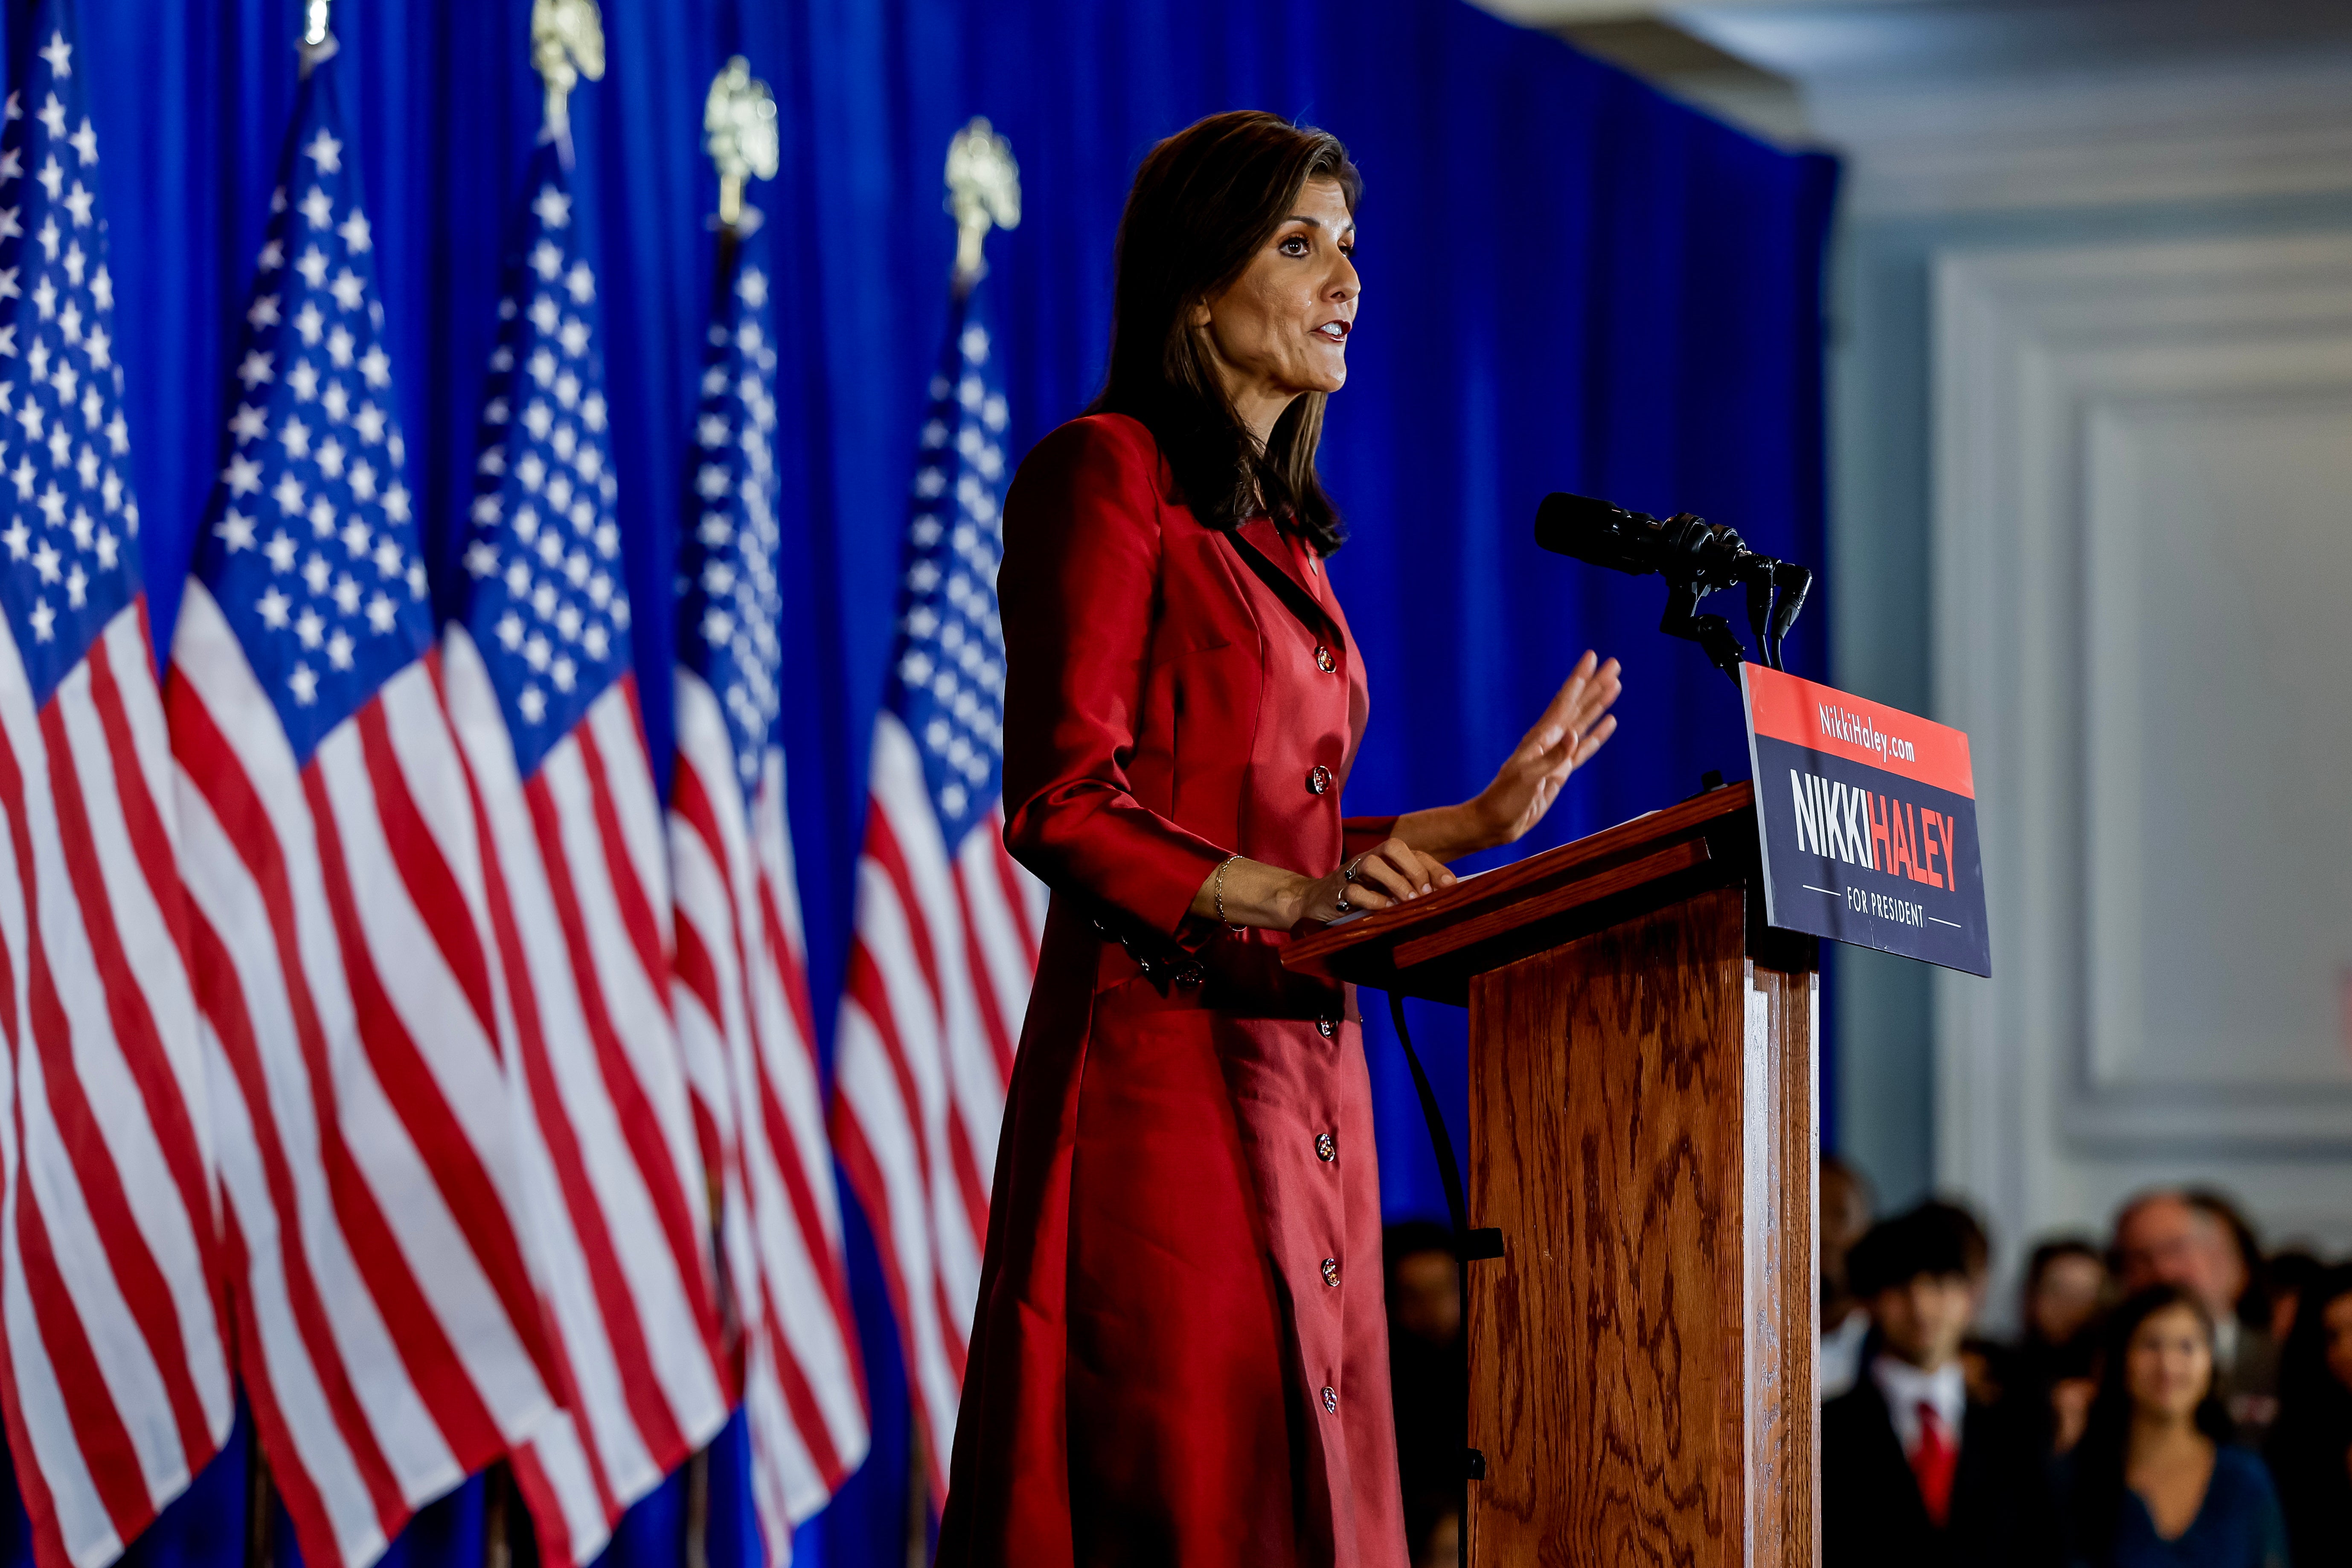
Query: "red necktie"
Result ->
[[1912, 1400, 1957, 1527]]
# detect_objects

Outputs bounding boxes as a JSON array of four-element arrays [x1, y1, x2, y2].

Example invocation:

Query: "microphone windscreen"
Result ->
[[1533, 492, 1654, 575]]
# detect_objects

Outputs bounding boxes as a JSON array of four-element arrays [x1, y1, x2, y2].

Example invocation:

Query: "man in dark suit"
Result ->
[[1823, 1202, 2057, 1568]]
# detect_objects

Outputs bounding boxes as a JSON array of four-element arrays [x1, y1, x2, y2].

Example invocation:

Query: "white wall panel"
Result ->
[[1934, 233, 2352, 1281]]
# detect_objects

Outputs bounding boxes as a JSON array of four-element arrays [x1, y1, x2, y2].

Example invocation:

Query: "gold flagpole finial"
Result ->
[[704, 57, 779, 233], [532, 0, 606, 151], [945, 117, 1019, 291], [298, 0, 337, 76]]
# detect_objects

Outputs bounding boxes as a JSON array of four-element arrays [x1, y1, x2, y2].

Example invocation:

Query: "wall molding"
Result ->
[[1933, 231, 2352, 1260]]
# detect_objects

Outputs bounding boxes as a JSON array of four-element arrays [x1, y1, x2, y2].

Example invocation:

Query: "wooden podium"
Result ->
[[1285, 782, 1820, 1568]]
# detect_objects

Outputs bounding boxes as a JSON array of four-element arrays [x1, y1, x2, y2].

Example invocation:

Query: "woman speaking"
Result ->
[[938, 111, 1622, 1566]]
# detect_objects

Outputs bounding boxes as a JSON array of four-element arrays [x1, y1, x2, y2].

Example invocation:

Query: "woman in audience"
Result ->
[[2265, 1261, 2352, 1565], [2063, 1285, 2287, 1568], [2022, 1238, 2111, 1455]]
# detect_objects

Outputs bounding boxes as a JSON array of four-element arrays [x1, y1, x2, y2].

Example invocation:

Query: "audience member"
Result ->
[[2061, 1286, 2287, 1568], [2028, 1239, 2112, 1354], [2262, 1248, 2320, 1353], [2264, 1261, 2352, 1566], [1822, 1201, 2055, 1568], [2021, 1237, 2111, 1454], [1819, 1155, 1876, 1400], [2183, 1191, 2271, 1333], [1384, 1220, 1464, 1568], [2112, 1190, 2279, 1445]]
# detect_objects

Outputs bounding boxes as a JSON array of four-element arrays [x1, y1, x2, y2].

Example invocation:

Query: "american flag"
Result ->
[[831, 282, 1045, 1503], [666, 215, 867, 1558], [442, 140, 729, 1564], [163, 51, 561, 1568], [0, 8, 233, 1565]]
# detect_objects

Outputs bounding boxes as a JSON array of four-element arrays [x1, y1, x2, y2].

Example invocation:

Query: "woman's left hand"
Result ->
[[1468, 650, 1621, 849]]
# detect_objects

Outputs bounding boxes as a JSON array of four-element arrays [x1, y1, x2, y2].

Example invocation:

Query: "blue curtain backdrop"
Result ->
[[0, 0, 1832, 1562]]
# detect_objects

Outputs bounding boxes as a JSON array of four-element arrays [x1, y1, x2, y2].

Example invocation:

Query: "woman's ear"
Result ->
[[1187, 296, 1213, 330]]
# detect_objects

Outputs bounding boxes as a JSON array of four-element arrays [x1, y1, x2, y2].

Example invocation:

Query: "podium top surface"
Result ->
[[1282, 780, 1762, 1006]]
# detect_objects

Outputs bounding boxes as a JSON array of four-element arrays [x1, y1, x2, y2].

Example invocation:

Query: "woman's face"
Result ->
[[1193, 176, 1358, 428], [2124, 1303, 2213, 1422], [2323, 1290, 2352, 1393]]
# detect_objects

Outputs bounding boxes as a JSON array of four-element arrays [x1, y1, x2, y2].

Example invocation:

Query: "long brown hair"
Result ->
[[2066, 1285, 2234, 1560], [1088, 111, 1361, 554]]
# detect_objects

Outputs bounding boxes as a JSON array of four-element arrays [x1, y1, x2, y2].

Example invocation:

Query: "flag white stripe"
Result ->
[[173, 768, 459, 1505], [539, 739, 723, 1429], [51, 672, 225, 1424], [1, 1198, 116, 1568], [832, 1006, 962, 1446], [323, 689, 513, 1187], [584, 692, 672, 954], [669, 672, 868, 1551], [15, 1041, 183, 1500], [88, 616, 218, 1167], [171, 588, 363, 1048], [446, 632, 727, 1564], [310, 736, 547, 1430], [849, 858, 981, 1318], [204, 1021, 387, 1568], [173, 582, 560, 1566]]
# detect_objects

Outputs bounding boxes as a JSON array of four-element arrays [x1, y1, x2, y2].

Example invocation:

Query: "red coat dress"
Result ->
[[936, 414, 1408, 1568]]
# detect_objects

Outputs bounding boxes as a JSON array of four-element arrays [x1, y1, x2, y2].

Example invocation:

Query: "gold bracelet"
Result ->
[[1213, 854, 1241, 927]]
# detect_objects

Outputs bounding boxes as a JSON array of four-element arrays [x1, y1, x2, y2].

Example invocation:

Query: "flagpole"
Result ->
[[677, 54, 781, 1568], [246, 7, 343, 1566], [243, 1419, 275, 1568]]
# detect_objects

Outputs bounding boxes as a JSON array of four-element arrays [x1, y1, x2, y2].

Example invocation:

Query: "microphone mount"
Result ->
[[1533, 493, 1814, 689]]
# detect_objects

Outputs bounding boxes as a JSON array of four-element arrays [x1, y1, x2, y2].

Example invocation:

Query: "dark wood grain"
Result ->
[[1463, 881, 1818, 1568]]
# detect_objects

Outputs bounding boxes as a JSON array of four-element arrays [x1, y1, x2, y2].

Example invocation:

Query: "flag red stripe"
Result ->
[[0, 1224, 75, 1568], [828, 1105, 951, 1500], [80, 641, 215, 1259], [0, 707, 186, 1550], [558, 734, 723, 1362], [753, 875, 820, 1080], [346, 704, 553, 1391], [841, 945, 938, 1249], [215, 1203, 361, 1568], [987, 828, 1040, 972], [668, 913, 727, 1182], [168, 688, 434, 1541], [189, 902, 407, 1537], [454, 775, 619, 1546], [0, 703, 126, 1568], [296, 758, 512, 1468], [860, 806, 945, 1027], [950, 860, 1017, 1086], [573, 696, 668, 1016], [755, 1302, 846, 1491], [14, 1155, 154, 1552], [33, 698, 215, 1466], [751, 887, 861, 1379], [942, 1105, 989, 1291], [351, 695, 499, 1056], [746, 1038, 863, 1411], [517, 768, 693, 1465]]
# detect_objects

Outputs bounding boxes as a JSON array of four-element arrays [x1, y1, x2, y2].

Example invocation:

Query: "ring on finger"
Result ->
[[1342, 853, 1367, 884], [1333, 890, 1354, 916]]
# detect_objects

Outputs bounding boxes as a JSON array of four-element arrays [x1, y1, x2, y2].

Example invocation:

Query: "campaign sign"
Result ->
[[1741, 665, 1990, 976]]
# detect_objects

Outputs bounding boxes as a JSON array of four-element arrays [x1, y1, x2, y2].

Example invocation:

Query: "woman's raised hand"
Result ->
[[1469, 651, 1621, 849], [1295, 837, 1456, 924]]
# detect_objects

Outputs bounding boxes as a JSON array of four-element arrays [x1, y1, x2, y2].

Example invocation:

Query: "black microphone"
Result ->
[[1532, 491, 1817, 681], [1532, 492, 1672, 576]]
